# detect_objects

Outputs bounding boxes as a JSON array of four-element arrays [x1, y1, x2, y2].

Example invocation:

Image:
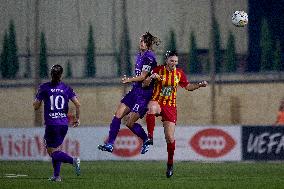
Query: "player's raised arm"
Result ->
[[142, 73, 162, 87], [185, 81, 208, 91], [121, 70, 148, 84]]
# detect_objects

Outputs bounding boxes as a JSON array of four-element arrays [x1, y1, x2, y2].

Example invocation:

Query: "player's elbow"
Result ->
[[186, 86, 193, 91], [72, 97, 81, 108], [33, 101, 41, 110], [75, 102, 81, 109], [33, 104, 40, 110]]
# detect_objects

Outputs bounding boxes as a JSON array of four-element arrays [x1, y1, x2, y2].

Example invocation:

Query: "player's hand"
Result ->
[[151, 73, 163, 81], [121, 75, 130, 84], [198, 81, 208, 87], [73, 119, 80, 128], [142, 77, 151, 87]]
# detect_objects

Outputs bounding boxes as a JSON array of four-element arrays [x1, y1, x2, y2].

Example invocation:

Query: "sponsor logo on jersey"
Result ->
[[142, 65, 151, 72]]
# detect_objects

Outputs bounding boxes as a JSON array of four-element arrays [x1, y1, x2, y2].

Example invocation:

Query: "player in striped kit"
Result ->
[[143, 51, 207, 177]]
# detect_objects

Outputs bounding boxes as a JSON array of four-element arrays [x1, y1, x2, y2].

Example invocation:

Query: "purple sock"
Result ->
[[51, 151, 73, 165], [107, 116, 121, 144], [52, 158, 62, 177], [130, 123, 148, 142]]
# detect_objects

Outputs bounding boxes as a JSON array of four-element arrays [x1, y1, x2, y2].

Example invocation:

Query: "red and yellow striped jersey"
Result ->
[[151, 65, 189, 106]]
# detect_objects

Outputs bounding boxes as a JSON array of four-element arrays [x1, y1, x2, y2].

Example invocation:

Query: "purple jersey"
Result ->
[[35, 81, 76, 126], [133, 50, 157, 90], [121, 50, 157, 117]]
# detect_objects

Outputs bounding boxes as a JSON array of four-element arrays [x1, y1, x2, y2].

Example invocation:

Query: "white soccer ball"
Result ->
[[231, 11, 248, 27]]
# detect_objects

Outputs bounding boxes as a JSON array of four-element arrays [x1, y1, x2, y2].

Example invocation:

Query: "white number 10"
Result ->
[[50, 95, 65, 110]]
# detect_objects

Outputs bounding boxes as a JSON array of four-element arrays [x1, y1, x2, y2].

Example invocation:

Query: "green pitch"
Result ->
[[1, 161, 284, 189]]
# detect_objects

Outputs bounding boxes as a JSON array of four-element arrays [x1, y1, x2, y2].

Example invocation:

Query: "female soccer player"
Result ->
[[98, 32, 160, 154], [144, 51, 207, 178], [33, 64, 81, 182]]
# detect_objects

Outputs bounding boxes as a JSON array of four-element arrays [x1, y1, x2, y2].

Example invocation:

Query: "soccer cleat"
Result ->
[[48, 176, 62, 182], [166, 164, 174, 178], [73, 157, 81, 176], [98, 143, 113, 153], [141, 139, 151, 154]]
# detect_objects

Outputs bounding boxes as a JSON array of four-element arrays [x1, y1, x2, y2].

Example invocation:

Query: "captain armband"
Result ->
[[142, 65, 151, 72]]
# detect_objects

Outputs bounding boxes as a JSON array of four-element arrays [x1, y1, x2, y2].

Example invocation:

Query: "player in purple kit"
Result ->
[[33, 64, 81, 182], [98, 32, 160, 154]]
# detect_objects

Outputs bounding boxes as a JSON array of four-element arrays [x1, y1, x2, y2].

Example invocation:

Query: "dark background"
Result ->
[[248, 0, 284, 71]]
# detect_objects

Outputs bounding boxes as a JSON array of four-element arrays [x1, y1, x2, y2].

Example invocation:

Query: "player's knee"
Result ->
[[125, 120, 134, 128], [165, 136, 175, 143], [47, 149, 53, 156], [147, 107, 156, 114], [47, 147, 57, 156], [114, 112, 123, 119], [148, 104, 160, 114]]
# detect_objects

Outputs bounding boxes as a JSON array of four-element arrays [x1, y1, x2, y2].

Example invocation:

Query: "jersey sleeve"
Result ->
[[178, 69, 190, 88], [67, 86, 77, 100], [35, 84, 45, 101], [141, 54, 156, 73]]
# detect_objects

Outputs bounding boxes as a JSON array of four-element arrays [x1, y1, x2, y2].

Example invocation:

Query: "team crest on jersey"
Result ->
[[174, 76, 179, 84]]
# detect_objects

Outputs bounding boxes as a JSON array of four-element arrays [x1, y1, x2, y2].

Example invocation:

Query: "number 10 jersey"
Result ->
[[35, 81, 76, 125]]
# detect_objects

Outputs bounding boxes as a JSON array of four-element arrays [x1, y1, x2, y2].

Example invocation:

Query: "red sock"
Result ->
[[146, 114, 155, 139], [167, 140, 175, 165]]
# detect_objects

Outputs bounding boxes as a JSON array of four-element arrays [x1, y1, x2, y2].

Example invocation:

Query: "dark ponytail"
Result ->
[[50, 64, 63, 84], [142, 31, 161, 49]]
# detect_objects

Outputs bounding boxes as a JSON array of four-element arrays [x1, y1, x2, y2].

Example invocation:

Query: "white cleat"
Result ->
[[73, 157, 81, 176], [48, 176, 62, 182]]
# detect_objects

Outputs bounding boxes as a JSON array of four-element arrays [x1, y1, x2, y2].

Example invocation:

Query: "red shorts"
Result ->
[[160, 104, 177, 124]]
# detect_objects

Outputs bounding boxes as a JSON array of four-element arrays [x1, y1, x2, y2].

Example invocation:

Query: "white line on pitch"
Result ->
[[4, 174, 28, 178]]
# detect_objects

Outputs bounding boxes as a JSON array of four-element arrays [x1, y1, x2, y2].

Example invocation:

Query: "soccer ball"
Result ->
[[231, 11, 248, 27]]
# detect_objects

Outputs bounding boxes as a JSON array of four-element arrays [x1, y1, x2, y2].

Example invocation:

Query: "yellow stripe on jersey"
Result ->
[[152, 69, 162, 100], [169, 68, 177, 103], [158, 66, 167, 102], [151, 66, 182, 106], [168, 69, 174, 102]]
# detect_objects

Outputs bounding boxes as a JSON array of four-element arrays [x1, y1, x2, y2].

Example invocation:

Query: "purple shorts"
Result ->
[[44, 125, 68, 148], [121, 87, 152, 118]]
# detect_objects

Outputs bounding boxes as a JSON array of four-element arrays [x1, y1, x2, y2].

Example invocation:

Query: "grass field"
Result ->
[[1, 161, 284, 189]]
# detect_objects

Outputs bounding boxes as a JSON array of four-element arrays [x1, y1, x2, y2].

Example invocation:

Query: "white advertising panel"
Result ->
[[176, 126, 242, 161], [0, 127, 80, 161], [0, 126, 241, 161]]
